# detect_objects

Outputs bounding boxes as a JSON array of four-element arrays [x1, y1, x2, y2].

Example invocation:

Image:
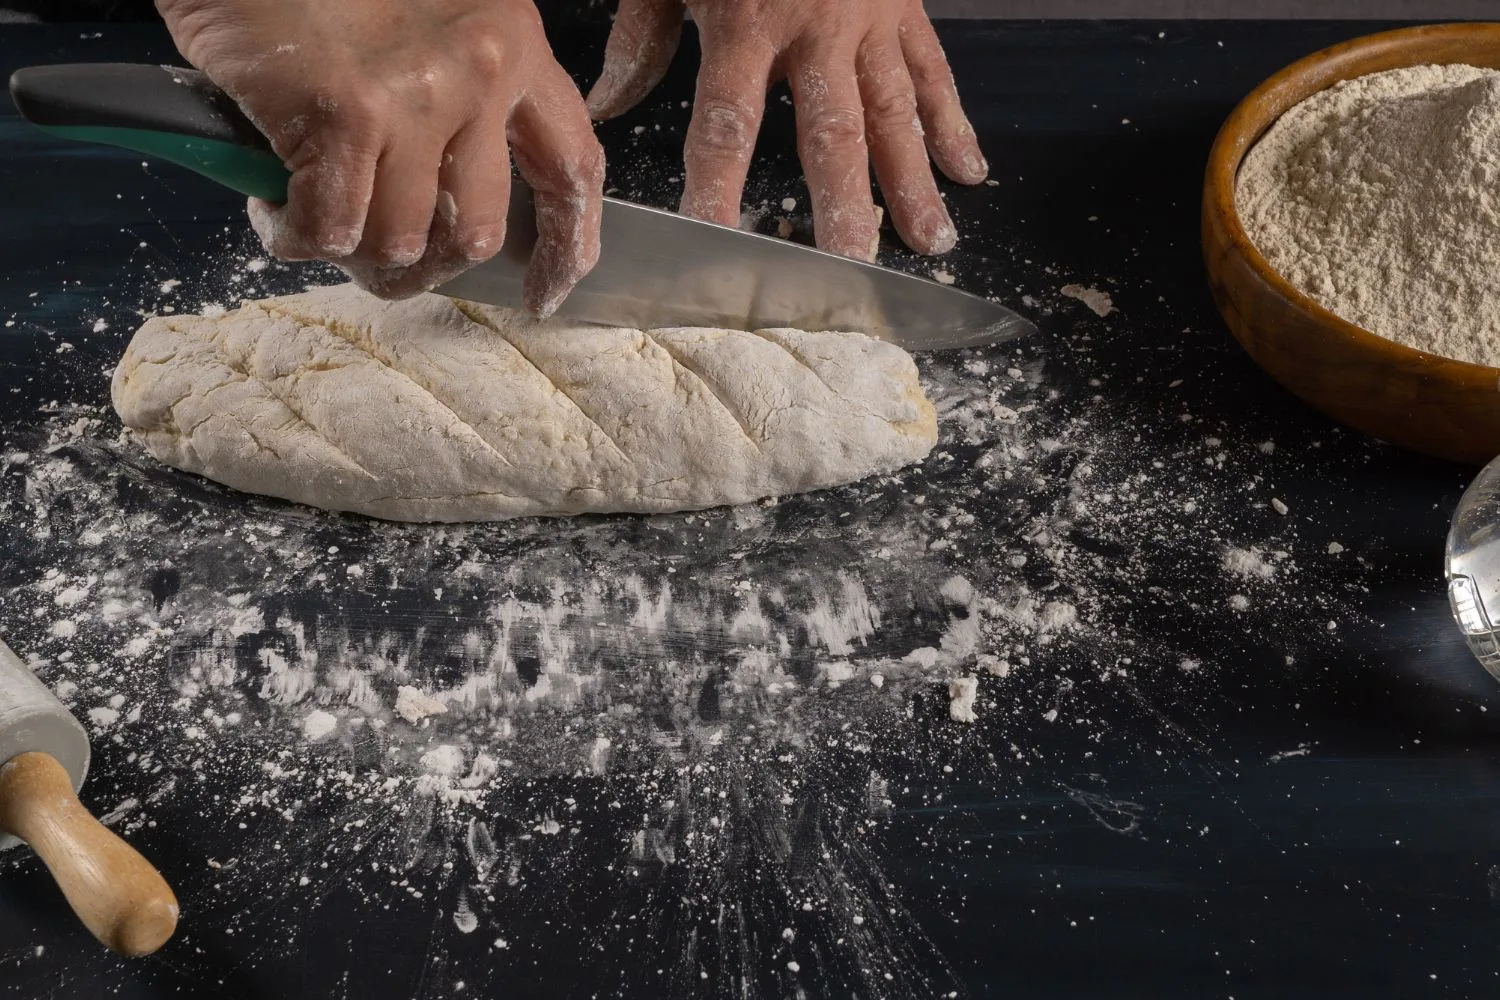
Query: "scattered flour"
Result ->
[[1222, 546, 1276, 581], [394, 685, 448, 724], [948, 676, 979, 723], [420, 745, 466, 778], [301, 709, 337, 742], [0, 225, 1368, 990], [86, 706, 118, 728], [53, 585, 90, 607]]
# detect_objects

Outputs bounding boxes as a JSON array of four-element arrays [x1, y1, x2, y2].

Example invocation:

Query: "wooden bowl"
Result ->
[[1203, 23, 1500, 466]]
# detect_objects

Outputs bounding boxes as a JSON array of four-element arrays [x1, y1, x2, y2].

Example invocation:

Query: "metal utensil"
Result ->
[[1446, 455, 1500, 681], [10, 63, 1036, 350]]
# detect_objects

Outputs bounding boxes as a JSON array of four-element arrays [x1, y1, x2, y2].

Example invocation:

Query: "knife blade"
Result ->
[[10, 62, 1036, 350]]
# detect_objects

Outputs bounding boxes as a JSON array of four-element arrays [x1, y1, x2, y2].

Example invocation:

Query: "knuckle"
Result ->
[[801, 106, 866, 155], [291, 183, 367, 257], [462, 20, 513, 83], [572, 139, 607, 188], [863, 87, 919, 135], [692, 97, 758, 154], [330, 88, 386, 132], [517, 133, 605, 193], [906, 57, 952, 91]]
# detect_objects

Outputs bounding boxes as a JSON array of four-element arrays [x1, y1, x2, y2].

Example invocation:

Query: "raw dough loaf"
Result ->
[[111, 284, 937, 522]]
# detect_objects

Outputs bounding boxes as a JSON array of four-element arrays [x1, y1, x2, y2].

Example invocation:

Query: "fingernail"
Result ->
[[463, 238, 497, 262], [524, 270, 565, 320], [530, 285, 569, 320], [585, 69, 619, 119], [831, 238, 878, 263], [962, 150, 989, 182], [380, 242, 425, 267], [927, 218, 958, 255], [316, 227, 362, 259]]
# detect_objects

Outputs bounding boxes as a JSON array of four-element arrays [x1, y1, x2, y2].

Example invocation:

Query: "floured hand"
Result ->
[[587, 0, 987, 260], [158, 0, 604, 315]]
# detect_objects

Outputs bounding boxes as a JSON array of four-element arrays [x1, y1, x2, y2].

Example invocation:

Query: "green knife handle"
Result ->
[[9, 63, 290, 202]]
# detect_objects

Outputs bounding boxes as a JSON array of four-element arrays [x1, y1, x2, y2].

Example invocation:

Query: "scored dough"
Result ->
[[111, 284, 938, 523]]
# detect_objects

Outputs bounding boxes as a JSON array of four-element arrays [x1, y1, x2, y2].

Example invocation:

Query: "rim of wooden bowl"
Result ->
[[1205, 21, 1500, 386]]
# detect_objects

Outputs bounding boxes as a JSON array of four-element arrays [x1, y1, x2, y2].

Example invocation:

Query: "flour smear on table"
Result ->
[[1, 214, 1370, 993], [1237, 64, 1500, 368]]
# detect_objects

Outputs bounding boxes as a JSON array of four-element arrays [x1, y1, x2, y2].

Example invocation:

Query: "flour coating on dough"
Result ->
[[111, 284, 937, 522]]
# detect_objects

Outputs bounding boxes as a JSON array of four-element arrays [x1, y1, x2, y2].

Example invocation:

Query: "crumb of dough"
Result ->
[[948, 676, 979, 723], [1060, 284, 1115, 317], [395, 685, 448, 724]]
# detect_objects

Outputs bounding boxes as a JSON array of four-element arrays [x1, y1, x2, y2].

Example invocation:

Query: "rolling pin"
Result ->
[[0, 639, 178, 956]]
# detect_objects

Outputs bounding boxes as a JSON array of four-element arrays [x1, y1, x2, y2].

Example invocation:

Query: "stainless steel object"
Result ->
[[439, 183, 1038, 351], [9, 62, 1035, 350], [1446, 454, 1500, 681]]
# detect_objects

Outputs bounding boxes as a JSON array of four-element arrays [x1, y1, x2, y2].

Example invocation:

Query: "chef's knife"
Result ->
[[9, 63, 1035, 350]]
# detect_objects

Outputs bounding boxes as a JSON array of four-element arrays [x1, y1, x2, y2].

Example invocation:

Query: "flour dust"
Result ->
[[2, 312, 1366, 998], [0, 161, 1376, 996]]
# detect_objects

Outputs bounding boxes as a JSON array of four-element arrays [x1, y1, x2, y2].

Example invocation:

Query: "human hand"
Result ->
[[586, 0, 987, 261], [158, 0, 604, 314]]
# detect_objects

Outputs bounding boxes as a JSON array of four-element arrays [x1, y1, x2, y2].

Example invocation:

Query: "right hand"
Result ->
[[157, 0, 605, 315]]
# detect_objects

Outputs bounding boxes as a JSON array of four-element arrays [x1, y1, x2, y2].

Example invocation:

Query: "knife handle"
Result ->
[[10, 63, 290, 202]]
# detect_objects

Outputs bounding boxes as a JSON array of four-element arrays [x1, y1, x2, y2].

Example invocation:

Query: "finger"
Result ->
[[333, 252, 477, 301], [247, 145, 378, 261], [509, 69, 606, 318], [355, 137, 446, 267], [788, 45, 880, 261], [586, 0, 686, 120], [898, 10, 987, 185], [435, 118, 513, 264], [333, 122, 516, 302], [679, 37, 775, 227], [857, 32, 955, 255]]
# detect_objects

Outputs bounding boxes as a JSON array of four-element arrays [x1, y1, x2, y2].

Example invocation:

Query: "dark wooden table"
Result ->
[[1, 16, 1497, 1000]]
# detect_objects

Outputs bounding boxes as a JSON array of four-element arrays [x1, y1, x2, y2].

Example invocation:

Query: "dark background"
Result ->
[[1, 10, 1499, 1000]]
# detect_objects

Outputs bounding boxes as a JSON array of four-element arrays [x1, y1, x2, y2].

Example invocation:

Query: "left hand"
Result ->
[[586, 0, 988, 261]]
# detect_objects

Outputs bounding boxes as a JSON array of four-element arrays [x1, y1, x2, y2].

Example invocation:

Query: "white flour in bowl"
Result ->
[[1236, 63, 1500, 368]]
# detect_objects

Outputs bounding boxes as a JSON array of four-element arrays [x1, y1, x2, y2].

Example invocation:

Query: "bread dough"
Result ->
[[111, 284, 937, 522]]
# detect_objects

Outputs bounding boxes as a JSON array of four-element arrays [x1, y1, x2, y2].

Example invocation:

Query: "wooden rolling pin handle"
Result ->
[[0, 752, 178, 956]]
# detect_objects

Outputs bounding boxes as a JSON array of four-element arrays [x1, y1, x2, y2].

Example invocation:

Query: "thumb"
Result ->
[[586, 0, 686, 120]]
